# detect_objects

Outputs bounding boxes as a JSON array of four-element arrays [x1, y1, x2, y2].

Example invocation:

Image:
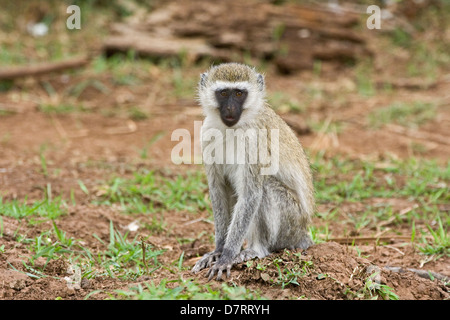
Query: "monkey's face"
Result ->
[[198, 63, 266, 128], [214, 88, 248, 127]]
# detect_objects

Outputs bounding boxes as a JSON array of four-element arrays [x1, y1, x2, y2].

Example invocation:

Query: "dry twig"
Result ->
[[0, 56, 90, 80], [384, 266, 449, 282]]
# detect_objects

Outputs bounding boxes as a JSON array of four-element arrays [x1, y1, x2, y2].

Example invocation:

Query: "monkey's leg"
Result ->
[[192, 166, 234, 274], [256, 177, 313, 253], [206, 176, 264, 281]]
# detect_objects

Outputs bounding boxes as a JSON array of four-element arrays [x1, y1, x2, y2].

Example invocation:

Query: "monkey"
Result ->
[[191, 62, 315, 281]]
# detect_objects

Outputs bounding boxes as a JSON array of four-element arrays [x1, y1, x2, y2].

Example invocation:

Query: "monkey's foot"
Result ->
[[206, 258, 232, 282], [206, 249, 259, 281], [191, 250, 221, 274], [232, 249, 259, 264]]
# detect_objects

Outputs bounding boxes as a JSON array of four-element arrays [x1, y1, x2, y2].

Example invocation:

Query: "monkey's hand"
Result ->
[[191, 250, 222, 274]]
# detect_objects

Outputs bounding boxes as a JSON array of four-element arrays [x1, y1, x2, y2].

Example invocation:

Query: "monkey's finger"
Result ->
[[226, 265, 231, 278], [191, 263, 201, 274], [192, 258, 207, 273], [207, 268, 216, 282], [207, 255, 215, 268], [216, 268, 223, 281]]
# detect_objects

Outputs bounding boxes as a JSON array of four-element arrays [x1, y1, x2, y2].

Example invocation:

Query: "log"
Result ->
[[101, 0, 372, 72], [0, 56, 90, 80], [103, 35, 231, 62]]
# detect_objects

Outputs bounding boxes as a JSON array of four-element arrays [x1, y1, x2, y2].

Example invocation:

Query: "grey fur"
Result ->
[[192, 63, 315, 280]]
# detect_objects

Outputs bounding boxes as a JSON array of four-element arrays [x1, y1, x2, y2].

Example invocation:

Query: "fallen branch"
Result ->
[[327, 235, 411, 244], [384, 266, 449, 282], [0, 56, 90, 80], [375, 78, 437, 90], [103, 35, 231, 62]]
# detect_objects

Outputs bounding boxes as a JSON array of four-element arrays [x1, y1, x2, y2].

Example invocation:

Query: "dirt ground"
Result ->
[[0, 1, 449, 300]]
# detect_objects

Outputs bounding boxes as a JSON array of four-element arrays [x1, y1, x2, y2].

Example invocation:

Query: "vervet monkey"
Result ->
[[192, 63, 315, 280]]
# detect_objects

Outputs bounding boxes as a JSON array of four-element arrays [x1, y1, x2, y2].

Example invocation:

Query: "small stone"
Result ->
[[9, 279, 26, 291], [260, 273, 271, 282], [81, 278, 90, 289]]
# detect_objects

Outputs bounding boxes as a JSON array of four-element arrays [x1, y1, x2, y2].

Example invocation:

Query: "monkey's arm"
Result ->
[[207, 169, 263, 280], [192, 165, 231, 273]]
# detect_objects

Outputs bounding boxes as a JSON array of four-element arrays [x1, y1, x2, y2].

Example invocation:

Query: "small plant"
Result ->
[[91, 221, 164, 280], [418, 216, 449, 256], [25, 223, 77, 268], [128, 106, 148, 121], [361, 272, 399, 300], [0, 197, 67, 221], [272, 256, 314, 289]]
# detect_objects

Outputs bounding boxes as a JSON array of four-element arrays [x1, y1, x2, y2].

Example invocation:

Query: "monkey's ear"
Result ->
[[199, 73, 208, 88], [257, 73, 265, 91]]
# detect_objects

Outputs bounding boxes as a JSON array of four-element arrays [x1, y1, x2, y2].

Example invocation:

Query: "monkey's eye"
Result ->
[[236, 91, 242, 97], [220, 90, 227, 96]]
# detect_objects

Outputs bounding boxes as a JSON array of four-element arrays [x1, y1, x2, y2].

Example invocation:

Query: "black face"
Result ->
[[215, 88, 248, 127]]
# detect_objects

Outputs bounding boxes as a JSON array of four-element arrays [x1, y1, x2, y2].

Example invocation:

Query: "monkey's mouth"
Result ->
[[221, 114, 240, 127], [220, 104, 243, 127]]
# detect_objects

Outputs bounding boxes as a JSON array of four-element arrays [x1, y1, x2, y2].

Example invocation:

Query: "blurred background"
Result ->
[[0, 0, 449, 169]]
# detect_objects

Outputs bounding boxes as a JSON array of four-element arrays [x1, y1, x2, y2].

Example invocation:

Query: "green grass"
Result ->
[[267, 91, 305, 113], [387, 6, 450, 81], [92, 53, 145, 86], [356, 272, 399, 300], [95, 170, 210, 214], [308, 119, 345, 134], [38, 103, 89, 114], [368, 101, 438, 129], [89, 221, 164, 280], [171, 68, 198, 99], [313, 155, 448, 204], [10, 219, 164, 281], [273, 257, 314, 289], [418, 216, 449, 257], [312, 155, 449, 255], [26, 224, 75, 269], [128, 106, 149, 121], [111, 278, 264, 300], [355, 59, 376, 97], [0, 197, 68, 221]]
